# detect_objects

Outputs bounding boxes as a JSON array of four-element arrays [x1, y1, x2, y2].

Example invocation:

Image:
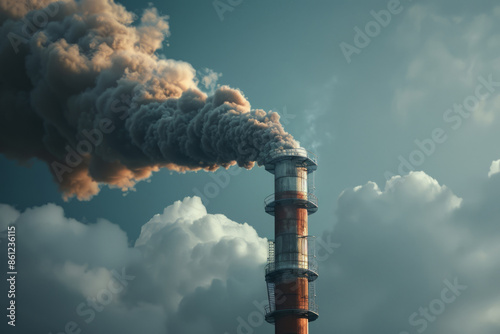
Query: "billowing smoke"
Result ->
[[0, 0, 297, 200]]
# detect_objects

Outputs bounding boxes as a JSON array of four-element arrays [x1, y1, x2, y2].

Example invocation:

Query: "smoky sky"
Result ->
[[0, 0, 297, 200]]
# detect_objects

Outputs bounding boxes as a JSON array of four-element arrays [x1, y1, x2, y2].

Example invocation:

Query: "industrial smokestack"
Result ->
[[264, 148, 319, 334], [0, 0, 297, 200]]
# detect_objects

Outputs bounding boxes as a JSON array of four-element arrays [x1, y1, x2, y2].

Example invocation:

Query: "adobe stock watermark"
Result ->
[[223, 234, 340, 334], [340, 0, 411, 64], [50, 94, 132, 183], [8, 2, 60, 54], [273, 105, 296, 126], [398, 277, 467, 334], [193, 167, 243, 205], [384, 74, 500, 183], [48, 267, 135, 334], [213, 0, 244, 21], [316, 233, 341, 262]]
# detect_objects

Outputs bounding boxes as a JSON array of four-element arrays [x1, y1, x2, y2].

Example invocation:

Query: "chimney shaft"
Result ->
[[264, 148, 318, 334]]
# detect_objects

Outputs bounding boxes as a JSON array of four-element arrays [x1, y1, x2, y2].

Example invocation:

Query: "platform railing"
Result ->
[[264, 299, 319, 314], [264, 192, 318, 208], [265, 148, 318, 165]]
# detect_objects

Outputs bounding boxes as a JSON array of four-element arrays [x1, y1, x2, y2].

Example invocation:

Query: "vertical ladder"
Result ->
[[268, 240, 275, 264]]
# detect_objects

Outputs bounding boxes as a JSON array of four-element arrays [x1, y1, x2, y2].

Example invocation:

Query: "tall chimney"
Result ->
[[264, 148, 319, 334]]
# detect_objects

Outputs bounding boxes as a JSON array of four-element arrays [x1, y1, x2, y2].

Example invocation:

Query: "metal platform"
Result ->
[[264, 285, 319, 324], [264, 192, 318, 215], [264, 307, 319, 323], [264, 148, 318, 174]]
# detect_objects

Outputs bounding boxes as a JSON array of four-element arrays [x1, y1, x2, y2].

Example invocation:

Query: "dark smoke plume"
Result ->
[[0, 0, 297, 200]]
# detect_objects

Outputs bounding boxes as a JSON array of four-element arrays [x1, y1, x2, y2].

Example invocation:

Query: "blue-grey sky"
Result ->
[[1, 0, 500, 333]]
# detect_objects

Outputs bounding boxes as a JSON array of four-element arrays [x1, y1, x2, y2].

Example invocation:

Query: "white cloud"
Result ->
[[0, 203, 19, 231], [0, 197, 268, 334], [320, 171, 500, 334], [2, 171, 500, 334], [488, 159, 500, 177]]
